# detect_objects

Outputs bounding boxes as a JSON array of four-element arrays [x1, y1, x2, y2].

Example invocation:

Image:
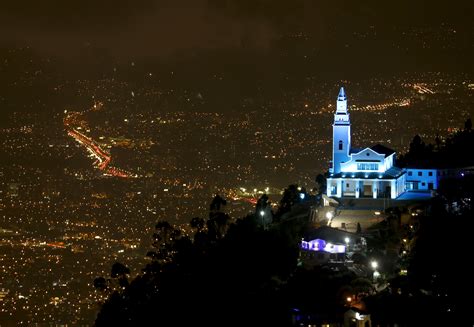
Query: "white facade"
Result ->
[[405, 168, 438, 191], [326, 176, 406, 200], [331, 87, 351, 174], [340, 148, 395, 173], [326, 87, 406, 199]]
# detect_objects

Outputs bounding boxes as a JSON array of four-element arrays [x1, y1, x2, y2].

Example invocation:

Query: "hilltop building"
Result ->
[[326, 87, 438, 199]]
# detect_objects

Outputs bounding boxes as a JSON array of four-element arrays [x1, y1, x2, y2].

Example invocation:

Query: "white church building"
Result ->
[[326, 87, 407, 199]]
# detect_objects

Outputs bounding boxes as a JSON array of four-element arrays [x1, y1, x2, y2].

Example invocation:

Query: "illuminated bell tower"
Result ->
[[331, 87, 351, 174]]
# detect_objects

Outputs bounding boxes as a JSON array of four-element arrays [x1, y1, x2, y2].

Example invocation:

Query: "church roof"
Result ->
[[370, 144, 395, 156], [350, 147, 363, 154], [385, 166, 403, 177]]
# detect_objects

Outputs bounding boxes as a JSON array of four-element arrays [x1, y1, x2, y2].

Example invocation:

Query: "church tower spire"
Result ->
[[338, 86, 346, 99], [336, 87, 347, 113], [331, 87, 351, 174]]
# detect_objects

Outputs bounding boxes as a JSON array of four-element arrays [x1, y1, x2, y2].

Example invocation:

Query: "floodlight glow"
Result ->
[[355, 312, 365, 320], [299, 193, 305, 200], [371, 261, 378, 269], [260, 210, 265, 217], [326, 211, 333, 219], [344, 237, 350, 244]]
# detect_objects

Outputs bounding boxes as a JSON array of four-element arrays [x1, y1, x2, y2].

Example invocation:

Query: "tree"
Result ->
[[210, 194, 226, 212], [256, 193, 269, 212], [110, 262, 130, 288], [190, 217, 205, 232], [315, 173, 327, 195], [276, 184, 300, 218], [464, 118, 472, 131], [93, 277, 107, 291], [150, 221, 182, 263], [407, 135, 427, 164], [206, 212, 231, 240], [208, 195, 231, 239], [95, 214, 301, 326], [351, 277, 374, 298], [111, 262, 130, 279], [255, 194, 273, 228]]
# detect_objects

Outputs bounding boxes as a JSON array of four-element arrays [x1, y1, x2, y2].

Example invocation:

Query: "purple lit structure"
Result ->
[[301, 239, 345, 254]]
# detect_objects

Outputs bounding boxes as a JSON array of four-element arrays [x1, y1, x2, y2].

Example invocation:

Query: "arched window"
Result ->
[[338, 140, 343, 150]]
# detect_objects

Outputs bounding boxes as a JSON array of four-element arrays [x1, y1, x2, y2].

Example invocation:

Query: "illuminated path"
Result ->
[[65, 111, 136, 178], [413, 83, 435, 94]]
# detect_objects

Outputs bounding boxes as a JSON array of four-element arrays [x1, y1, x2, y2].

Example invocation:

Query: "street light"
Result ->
[[325, 211, 334, 227], [344, 237, 350, 252], [371, 261, 378, 270], [371, 260, 379, 282], [260, 210, 265, 229]]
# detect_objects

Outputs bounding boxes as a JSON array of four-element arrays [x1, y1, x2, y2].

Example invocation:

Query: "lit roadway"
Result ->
[[65, 109, 136, 178]]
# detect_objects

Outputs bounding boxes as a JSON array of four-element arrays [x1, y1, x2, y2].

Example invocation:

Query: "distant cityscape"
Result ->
[[0, 10, 473, 324], [0, 66, 473, 324]]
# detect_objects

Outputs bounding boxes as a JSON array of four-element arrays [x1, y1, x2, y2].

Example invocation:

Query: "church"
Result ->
[[326, 87, 407, 199]]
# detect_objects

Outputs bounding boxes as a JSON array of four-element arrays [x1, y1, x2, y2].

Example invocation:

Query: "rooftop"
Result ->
[[370, 144, 395, 156]]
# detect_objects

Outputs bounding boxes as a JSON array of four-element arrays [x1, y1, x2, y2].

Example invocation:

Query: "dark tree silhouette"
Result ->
[[150, 220, 182, 263], [256, 193, 269, 211], [315, 173, 327, 195], [255, 193, 273, 228], [276, 184, 301, 218], [110, 262, 130, 279], [464, 117, 472, 131], [399, 118, 474, 168], [110, 262, 130, 288], [210, 194, 226, 212], [207, 195, 231, 239], [94, 189, 314, 327], [190, 217, 205, 231], [93, 277, 107, 291]]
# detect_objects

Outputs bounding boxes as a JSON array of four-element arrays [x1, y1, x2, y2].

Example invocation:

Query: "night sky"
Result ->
[[1, 0, 473, 75]]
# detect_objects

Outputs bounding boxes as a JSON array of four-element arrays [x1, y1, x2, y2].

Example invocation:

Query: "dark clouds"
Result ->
[[0, 0, 472, 65], [0, 0, 281, 60]]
